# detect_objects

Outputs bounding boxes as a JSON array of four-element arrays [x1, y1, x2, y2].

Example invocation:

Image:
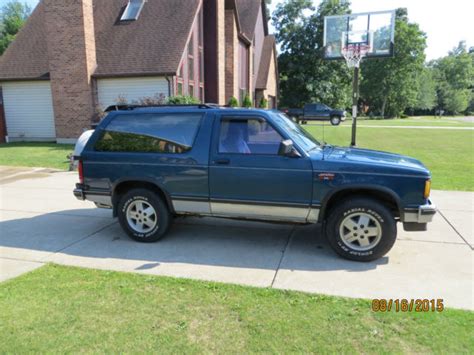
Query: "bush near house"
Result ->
[[228, 96, 239, 107], [242, 93, 252, 108]]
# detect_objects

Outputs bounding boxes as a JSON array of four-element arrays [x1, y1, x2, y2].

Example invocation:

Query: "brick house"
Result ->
[[0, 0, 278, 143]]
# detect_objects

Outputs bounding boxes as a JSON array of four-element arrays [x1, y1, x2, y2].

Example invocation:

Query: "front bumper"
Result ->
[[403, 200, 437, 223], [402, 200, 436, 231]]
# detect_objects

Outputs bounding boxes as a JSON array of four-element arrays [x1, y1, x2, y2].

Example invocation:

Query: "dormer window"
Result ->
[[121, 0, 145, 21]]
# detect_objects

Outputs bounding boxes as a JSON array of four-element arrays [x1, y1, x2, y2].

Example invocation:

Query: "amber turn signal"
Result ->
[[424, 180, 431, 199]]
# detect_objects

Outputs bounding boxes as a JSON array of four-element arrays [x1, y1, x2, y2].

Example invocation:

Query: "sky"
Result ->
[[2, 0, 473, 61]]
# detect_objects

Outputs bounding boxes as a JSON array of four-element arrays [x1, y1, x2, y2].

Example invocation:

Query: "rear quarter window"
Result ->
[[95, 113, 202, 154]]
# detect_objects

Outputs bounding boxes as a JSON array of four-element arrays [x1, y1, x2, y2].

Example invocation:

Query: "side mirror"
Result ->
[[278, 139, 300, 157]]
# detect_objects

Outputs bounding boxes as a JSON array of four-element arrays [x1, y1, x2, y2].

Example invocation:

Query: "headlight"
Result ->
[[424, 179, 431, 199]]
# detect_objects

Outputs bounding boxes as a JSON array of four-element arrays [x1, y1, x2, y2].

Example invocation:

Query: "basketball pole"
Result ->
[[350, 66, 360, 147]]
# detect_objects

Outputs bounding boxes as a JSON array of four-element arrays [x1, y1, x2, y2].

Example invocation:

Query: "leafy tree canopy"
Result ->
[[360, 8, 427, 117], [272, 0, 352, 109], [431, 41, 474, 114], [0, 1, 31, 55]]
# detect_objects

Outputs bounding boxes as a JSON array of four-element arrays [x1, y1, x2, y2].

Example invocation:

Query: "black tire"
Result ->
[[325, 198, 397, 262], [330, 116, 341, 126], [117, 188, 171, 243]]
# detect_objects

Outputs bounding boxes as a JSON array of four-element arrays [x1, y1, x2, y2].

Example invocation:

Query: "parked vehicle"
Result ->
[[285, 103, 346, 125], [74, 105, 435, 261]]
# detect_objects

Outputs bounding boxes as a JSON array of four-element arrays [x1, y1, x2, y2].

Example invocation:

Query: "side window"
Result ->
[[95, 113, 202, 153], [218, 118, 283, 155]]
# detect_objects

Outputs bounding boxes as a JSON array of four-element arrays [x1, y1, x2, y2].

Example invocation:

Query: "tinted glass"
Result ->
[[95, 113, 202, 154], [219, 118, 283, 155]]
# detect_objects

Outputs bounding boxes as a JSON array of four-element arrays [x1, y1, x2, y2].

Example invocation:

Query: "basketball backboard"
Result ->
[[323, 10, 396, 60]]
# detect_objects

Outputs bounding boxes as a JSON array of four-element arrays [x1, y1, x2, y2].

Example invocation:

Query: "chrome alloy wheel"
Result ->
[[126, 200, 158, 234], [339, 212, 382, 251]]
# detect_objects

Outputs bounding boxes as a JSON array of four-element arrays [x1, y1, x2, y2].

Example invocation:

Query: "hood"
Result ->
[[322, 146, 430, 176]]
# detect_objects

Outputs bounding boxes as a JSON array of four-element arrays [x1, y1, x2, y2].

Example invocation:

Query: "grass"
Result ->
[[305, 124, 474, 191], [0, 264, 472, 353], [0, 142, 74, 170], [340, 117, 474, 127]]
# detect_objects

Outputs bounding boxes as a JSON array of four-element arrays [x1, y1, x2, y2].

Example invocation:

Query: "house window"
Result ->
[[188, 56, 194, 81], [188, 34, 194, 55], [177, 63, 184, 96], [189, 84, 194, 97], [200, 86, 204, 102], [120, 0, 145, 21], [239, 42, 249, 105]]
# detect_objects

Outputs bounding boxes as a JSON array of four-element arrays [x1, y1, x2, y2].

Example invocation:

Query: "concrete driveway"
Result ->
[[0, 166, 472, 310]]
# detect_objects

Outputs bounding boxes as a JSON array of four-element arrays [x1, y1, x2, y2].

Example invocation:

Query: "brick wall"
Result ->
[[225, 9, 239, 103], [44, 0, 97, 141]]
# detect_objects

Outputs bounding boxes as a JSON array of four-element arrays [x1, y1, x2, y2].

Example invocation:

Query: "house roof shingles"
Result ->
[[0, 0, 200, 81], [0, 2, 50, 80], [256, 35, 276, 90], [235, 0, 262, 39], [93, 0, 199, 77]]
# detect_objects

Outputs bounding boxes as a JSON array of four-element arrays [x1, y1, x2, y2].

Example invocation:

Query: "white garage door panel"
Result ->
[[2, 81, 56, 139], [97, 77, 169, 109]]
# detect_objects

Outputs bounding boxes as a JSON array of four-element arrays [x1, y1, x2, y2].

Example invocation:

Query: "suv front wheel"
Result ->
[[117, 188, 171, 243], [330, 116, 341, 126], [325, 198, 397, 261]]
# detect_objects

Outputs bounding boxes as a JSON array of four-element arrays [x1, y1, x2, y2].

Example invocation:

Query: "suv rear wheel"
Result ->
[[325, 198, 397, 261], [330, 116, 341, 126], [117, 188, 171, 242]]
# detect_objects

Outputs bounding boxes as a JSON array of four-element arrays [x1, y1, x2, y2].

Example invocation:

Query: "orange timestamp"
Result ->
[[372, 299, 444, 312]]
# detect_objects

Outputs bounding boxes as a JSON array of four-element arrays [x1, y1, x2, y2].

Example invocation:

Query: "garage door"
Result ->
[[97, 77, 169, 109], [1, 81, 56, 140]]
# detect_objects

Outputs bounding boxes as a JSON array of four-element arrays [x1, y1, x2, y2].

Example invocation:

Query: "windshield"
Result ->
[[271, 112, 321, 152]]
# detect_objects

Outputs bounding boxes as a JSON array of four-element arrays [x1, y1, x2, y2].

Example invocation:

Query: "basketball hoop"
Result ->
[[342, 43, 371, 68]]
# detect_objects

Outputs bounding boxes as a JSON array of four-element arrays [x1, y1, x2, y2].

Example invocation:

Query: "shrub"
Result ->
[[242, 93, 252, 108], [228, 96, 239, 107], [133, 93, 166, 106], [258, 97, 268, 109], [167, 95, 201, 105]]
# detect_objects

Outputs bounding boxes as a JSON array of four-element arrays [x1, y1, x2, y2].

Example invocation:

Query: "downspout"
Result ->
[[165, 76, 172, 97]]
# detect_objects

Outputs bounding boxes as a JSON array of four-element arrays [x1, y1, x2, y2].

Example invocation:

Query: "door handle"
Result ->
[[214, 158, 230, 165]]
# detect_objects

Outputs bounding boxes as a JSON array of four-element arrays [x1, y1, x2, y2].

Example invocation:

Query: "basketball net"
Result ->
[[342, 43, 371, 68]]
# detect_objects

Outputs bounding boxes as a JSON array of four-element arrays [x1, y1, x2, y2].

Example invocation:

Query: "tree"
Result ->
[[272, 0, 352, 109], [431, 41, 474, 114], [443, 89, 470, 114], [415, 68, 436, 111], [360, 8, 427, 117], [0, 1, 31, 55]]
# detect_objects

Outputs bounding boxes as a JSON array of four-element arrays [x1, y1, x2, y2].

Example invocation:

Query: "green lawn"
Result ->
[[304, 124, 474, 191], [0, 264, 472, 353], [0, 142, 74, 170], [338, 116, 474, 127]]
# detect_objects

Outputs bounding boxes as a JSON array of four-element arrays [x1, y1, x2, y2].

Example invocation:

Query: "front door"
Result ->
[[209, 113, 313, 222]]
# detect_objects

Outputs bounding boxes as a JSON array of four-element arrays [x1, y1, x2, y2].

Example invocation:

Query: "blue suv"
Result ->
[[74, 105, 436, 261]]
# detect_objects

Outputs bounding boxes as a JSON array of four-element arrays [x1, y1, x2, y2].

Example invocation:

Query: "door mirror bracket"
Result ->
[[278, 139, 301, 158]]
